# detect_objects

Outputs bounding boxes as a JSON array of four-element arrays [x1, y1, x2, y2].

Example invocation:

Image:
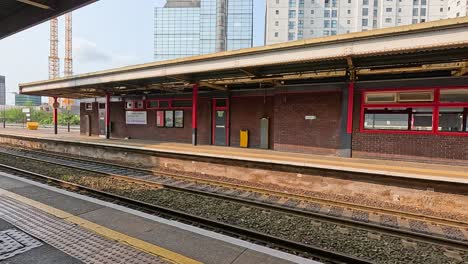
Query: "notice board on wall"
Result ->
[[126, 111, 147, 125]]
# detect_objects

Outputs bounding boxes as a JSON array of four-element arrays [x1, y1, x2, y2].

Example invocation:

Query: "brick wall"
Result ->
[[352, 92, 468, 161], [80, 102, 99, 135], [109, 101, 192, 143], [273, 92, 342, 154], [230, 96, 274, 148]]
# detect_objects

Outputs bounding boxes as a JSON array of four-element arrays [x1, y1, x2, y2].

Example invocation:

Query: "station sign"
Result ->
[[22, 108, 30, 113], [126, 111, 147, 125]]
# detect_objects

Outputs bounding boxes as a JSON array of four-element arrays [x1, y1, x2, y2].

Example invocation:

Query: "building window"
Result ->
[[363, 0, 369, 5], [413, 0, 419, 4], [274, 32, 279, 37], [323, 30, 330, 36], [310, 29, 314, 34], [324, 20, 330, 27], [299, 10, 304, 17], [412, 18, 418, 24], [85, 103, 93, 110], [331, 20, 337, 28], [325, 0, 330, 7], [385, 18, 392, 23], [331, 30, 337, 35], [397, 18, 402, 23], [362, 18, 368, 26], [347, 19, 351, 24], [420, 8, 426, 16], [421, 0, 427, 4], [373, 19, 377, 28], [421, 18, 426, 22], [332, 0, 337, 7], [324, 10, 330, 17], [386, 7, 392, 12], [311, 0, 315, 3], [362, 88, 468, 135], [413, 8, 419, 16], [373, 9, 378, 16], [348, 9, 351, 14], [348, 0, 352, 3], [457, 12, 460, 17], [311, 10, 315, 14], [310, 19, 314, 24], [289, 0, 296, 8], [276, 10, 279, 15], [288, 21, 296, 29], [276, 0, 280, 3], [398, 7, 401, 12], [362, 8, 369, 16], [288, 10, 296, 18], [288, 32, 295, 40], [332, 10, 337, 17], [440, 7, 443, 12], [275, 21, 279, 26]]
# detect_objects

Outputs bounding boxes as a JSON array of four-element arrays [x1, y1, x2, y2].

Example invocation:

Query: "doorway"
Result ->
[[212, 98, 229, 146]]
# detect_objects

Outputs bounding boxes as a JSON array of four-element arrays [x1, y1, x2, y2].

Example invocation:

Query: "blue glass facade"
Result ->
[[154, 0, 253, 61]]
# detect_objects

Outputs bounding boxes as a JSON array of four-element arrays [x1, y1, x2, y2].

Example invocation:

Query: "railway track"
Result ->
[[0, 146, 466, 243], [0, 146, 467, 263]]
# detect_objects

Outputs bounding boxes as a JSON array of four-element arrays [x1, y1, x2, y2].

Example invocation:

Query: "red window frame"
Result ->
[[145, 99, 192, 110], [360, 86, 468, 136]]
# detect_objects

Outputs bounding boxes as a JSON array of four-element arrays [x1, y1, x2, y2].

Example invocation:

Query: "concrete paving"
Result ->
[[0, 219, 82, 264], [0, 173, 318, 264]]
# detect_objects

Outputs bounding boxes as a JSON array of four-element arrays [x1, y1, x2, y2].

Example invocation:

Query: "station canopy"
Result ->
[[19, 17, 468, 99], [0, 0, 96, 40]]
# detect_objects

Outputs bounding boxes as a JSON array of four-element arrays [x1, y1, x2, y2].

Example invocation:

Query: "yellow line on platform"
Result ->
[[0, 189, 203, 264]]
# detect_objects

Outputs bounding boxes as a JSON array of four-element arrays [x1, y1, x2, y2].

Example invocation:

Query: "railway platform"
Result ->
[[0, 170, 317, 264], [0, 127, 467, 184]]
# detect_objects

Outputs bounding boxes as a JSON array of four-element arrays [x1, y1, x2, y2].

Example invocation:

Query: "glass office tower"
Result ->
[[154, 0, 253, 61]]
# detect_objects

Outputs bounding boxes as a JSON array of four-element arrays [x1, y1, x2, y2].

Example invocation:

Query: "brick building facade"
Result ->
[[81, 77, 468, 162]]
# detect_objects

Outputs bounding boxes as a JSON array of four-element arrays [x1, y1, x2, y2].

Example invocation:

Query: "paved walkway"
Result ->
[[0, 127, 467, 184]]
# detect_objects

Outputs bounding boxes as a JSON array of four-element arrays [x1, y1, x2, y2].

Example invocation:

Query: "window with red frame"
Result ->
[[362, 88, 468, 134]]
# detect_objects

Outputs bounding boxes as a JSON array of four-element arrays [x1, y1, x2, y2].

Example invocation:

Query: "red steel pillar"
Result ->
[[106, 93, 111, 139], [192, 84, 199, 145], [53, 97, 58, 134], [346, 81, 354, 134]]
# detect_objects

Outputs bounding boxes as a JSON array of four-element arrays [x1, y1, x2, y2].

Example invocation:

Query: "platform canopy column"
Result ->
[[106, 93, 111, 139], [192, 84, 199, 146], [53, 97, 58, 135]]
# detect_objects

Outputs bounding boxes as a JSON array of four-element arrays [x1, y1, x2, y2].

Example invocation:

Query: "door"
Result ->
[[98, 103, 106, 137], [212, 98, 229, 146]]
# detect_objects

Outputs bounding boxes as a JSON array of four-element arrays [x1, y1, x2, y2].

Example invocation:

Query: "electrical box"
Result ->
[[240, 130, 249, 148]]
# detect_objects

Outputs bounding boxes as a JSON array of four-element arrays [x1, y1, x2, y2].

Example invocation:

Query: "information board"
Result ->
[[126, 111, 147, 125]]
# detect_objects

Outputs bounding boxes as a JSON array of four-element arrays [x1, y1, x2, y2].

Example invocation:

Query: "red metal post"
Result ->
[[53, 97, 58, 134], [105, 93, 111, 139], [346, 81, 354, 134], [192, 84, 198, 145]]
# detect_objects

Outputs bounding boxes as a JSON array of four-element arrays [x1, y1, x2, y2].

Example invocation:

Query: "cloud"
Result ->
[[74, 38, 140, 71], [74, 38, 112, 63]]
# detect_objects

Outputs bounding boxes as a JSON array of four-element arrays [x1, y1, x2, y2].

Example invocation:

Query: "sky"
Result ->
[[0, 0, 266, 105]]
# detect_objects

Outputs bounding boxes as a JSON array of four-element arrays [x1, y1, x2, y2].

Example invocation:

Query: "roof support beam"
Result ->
[[199, 81, 228, 91], [16, 0, 52, 9]]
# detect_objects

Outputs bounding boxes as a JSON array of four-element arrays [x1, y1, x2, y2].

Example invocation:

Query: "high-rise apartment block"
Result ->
[[0, 75, 5, 105], [266, 0, 466, 45], [154, 0, 253, 61]]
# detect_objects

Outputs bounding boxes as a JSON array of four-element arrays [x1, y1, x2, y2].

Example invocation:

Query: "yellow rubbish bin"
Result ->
[[26, 122, 39, 130], [240, 130, 249, 148]]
